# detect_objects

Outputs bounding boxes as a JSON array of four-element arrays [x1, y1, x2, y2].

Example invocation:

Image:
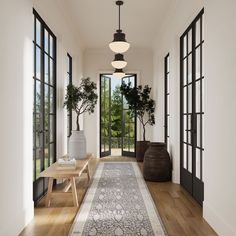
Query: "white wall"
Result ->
[[203, 1, 236, 235], [0, 0, 34, 235], [153, 0, 236, 235], [83, 48, 153, 157], [0, 1, 83, 235], [152, 0, 203, 183], [33, 0, 84, 157]]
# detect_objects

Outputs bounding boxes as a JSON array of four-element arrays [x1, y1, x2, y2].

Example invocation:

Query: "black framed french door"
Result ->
[[99, 74, 137, 157], [33, 9, 57, 203], [100, 75, 111, 157], [122, 75, 137, 157], [164, 54, 170, 150], [180, 9, 204, 205]]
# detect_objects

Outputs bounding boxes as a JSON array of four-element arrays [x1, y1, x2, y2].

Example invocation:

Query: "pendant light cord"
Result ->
[[118, 4, 121, 30]]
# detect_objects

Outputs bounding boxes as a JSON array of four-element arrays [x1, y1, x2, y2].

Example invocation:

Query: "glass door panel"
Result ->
[[100, 75, 111, 157], [33, 10, 56, 203], [180, 9, 204, 205], [122, 75, 136, 157]]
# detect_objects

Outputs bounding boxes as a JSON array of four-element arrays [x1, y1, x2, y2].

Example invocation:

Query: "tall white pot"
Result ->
[[69, 130, 87, 159]]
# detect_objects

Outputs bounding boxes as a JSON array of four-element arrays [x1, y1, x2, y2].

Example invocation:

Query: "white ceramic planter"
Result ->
[[69, 130, 87, 159]]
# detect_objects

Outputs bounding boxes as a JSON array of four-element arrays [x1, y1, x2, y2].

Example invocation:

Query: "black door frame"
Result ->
[[100, 75, 111, 157], [99, 73, 137, 158], [180, 8, 204, 205], [33, 9, 57, 204], [121, 74, 137, 157], [164, 53, 170, 147]]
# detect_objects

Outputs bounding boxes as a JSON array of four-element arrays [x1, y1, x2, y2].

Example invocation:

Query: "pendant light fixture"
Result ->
[[109, 1, 130, 53], [113, 68, 125, 79], [111, 53, 127, 69]]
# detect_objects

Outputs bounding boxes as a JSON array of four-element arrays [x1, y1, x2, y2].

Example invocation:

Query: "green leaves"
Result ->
[[64, 77, 98, 130], [111, 85, 123, 138], [120, 81, 156, 141]]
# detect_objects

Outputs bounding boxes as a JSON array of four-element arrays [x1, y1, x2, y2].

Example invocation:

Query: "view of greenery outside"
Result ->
[[101, 76, 135, 153], [111, 85, 122, 148], [34, 83, 52, 179], [101, 77, 110, 152]]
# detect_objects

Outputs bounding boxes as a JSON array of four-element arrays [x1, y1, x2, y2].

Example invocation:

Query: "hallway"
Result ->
[[20, 157, 217, 236], [1, 0, 236, 235]]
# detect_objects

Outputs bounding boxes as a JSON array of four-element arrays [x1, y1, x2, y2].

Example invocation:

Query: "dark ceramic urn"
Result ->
[[136, 141, 150, 162], [143, 142, 172, 182]]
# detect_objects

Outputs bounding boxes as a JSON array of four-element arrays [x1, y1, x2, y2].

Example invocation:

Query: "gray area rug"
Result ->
[[69, 162, 167, 236]]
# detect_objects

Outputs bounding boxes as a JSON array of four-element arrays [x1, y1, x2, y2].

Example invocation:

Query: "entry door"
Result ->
[[33, 10, 57, 203], [180, 9, 204, 205], [122, 75, 137, 157], [100, 75, 111, 157]]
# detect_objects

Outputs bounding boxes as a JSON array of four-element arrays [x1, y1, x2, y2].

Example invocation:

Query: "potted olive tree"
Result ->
[[64, 78, 98, 159], [120, 82, 155, 162]]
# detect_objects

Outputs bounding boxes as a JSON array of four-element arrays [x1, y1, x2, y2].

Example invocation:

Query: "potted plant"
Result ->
[[64, 77, 98, 159], [120, 82, 155, 161]]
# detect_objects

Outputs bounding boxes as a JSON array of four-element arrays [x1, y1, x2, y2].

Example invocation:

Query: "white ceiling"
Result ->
[[59, 0, 173, 50]]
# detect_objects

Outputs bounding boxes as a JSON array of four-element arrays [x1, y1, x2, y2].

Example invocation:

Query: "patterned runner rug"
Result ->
[[69, 162, 167, 236]]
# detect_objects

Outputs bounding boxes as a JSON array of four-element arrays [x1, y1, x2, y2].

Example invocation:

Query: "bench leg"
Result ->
[[63, 179, 71, 192], [70, 177, 78, 207], [45, 177, 54, 207], [86, 164, 90, 182]]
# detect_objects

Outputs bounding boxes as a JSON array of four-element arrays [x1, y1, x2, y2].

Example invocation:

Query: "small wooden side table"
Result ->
[[40, 155, 91, 207]]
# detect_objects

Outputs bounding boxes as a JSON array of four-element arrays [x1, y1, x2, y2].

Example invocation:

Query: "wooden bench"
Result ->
[[40, 155, 91, 207]]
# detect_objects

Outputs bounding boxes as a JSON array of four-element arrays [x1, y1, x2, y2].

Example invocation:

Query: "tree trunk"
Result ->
[[143, 125, 146, 141], [76, 115, 80, 131]]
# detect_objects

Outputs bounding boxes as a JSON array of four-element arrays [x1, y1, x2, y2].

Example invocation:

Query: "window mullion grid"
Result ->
[[200, 15, 203, 180], [109, 77, 111, 153], [186, 33, 189, 171], [41, 25, 45, 173], [103, 79, 106, 152], [33, 15, 37, 181], [192, 21, 197, 179], [47, 32, 50, 167]]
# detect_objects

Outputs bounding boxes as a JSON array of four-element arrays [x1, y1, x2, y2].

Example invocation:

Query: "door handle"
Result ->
[[37, 130, 44, 134], [185, 129, 196, 133]]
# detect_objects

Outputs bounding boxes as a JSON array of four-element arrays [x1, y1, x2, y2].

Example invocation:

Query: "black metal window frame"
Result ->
[[100, 74, 111, 157], [67, 53, 72, 137], [164, 53, 170, 147], [33, 9, 57, 202], [99, 74, 137, 158], [121, 74, 137, 157], [180, 8, 204, 205]]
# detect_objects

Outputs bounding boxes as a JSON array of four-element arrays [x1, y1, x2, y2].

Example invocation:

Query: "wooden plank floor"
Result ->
[[20, 156, 217, 236]]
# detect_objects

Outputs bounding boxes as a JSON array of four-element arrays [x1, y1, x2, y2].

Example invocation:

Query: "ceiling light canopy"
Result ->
[[113, 68, 125, 79], [109, 1, 130, 53], [111, 53, 127, 69]]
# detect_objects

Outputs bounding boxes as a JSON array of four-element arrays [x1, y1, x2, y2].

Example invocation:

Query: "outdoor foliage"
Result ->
[[64, 78, 98, 131], [111, 85, 122, 138], [100, 82, 135, 149], [120, 82, 155, 141]]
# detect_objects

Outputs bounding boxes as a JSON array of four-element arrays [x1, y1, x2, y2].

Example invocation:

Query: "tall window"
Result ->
[[180, 9, 204, 204], [164, 54, 170, 150], [33, 9, 56, 202], [66, 54, 72, 137]]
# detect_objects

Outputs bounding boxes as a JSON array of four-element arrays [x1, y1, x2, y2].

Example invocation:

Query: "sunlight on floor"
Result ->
[[111, 148, 121, 156]]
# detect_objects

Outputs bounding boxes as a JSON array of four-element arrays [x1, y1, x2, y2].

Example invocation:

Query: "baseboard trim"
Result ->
[[19, 201, 34, 234], [24, 200, 34, 225], [203, 201, 236, 236], [1, 201, 34, 236], [172, 169, 180, 184]]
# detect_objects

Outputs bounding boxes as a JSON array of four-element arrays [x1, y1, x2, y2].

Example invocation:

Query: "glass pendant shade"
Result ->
[[113, 68, 125, 79], [109, 30, 130, 53], [111, 53, 127, 69]]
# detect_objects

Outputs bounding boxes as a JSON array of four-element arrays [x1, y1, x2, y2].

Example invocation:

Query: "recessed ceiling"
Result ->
[[59, 0, 173, 50]]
